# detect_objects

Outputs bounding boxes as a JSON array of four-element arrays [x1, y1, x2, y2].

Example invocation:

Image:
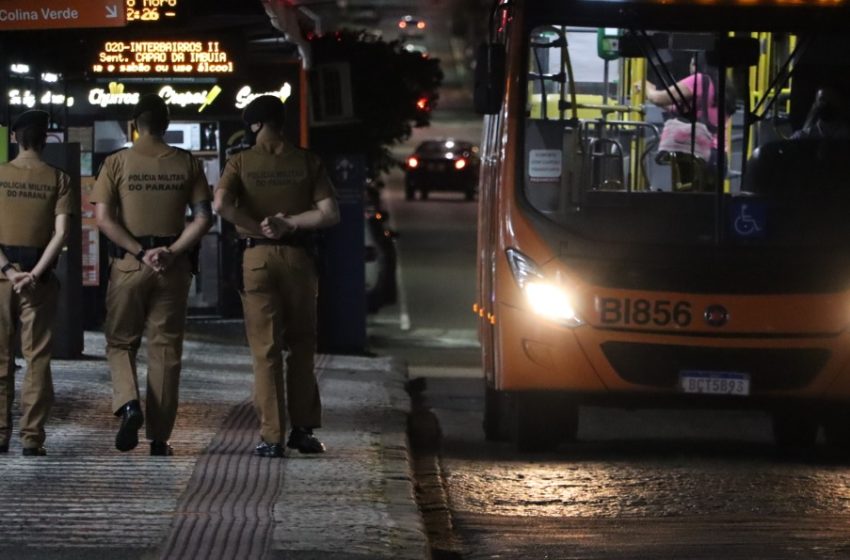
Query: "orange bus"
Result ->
[[474, 0, 850, 451]]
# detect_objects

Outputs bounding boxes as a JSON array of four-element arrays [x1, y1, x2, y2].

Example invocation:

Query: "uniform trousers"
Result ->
[[104, 254, 192, 442], [0, 272, 58, 448], [241, 245, 322, 445]]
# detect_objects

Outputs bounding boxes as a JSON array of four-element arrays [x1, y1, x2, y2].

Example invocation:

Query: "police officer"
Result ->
[[214, 95, 339, 458], [0, 110, 75, 456], [92, 94, 213, 456]]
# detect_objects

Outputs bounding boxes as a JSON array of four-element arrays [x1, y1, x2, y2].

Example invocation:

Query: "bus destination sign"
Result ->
[[91, 40, 234, 75]]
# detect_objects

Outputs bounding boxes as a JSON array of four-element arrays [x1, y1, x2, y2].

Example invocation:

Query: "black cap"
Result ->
[[132, 93, 169, 120], [11, 110, 49, 132], [242, 95, 285, 124]]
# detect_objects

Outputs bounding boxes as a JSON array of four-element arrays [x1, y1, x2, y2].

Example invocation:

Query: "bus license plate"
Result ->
[[679, 371, 750, 396]]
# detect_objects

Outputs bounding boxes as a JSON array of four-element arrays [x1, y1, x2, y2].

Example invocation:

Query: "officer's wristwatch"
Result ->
[[134, 248, 147, 262], [1, 263, 13, 276]]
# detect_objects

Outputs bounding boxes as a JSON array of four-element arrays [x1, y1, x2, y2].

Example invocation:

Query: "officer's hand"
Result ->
[[153, 248, 174, 271], [9, 271, 35, 293], [261, 215, 296, 239], [142, 248, 167, 272]]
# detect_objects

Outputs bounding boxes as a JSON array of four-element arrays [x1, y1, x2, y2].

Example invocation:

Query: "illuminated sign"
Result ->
[[87, 83, 220, 110], [0, 0, 125, 31], [126, 0, 178, 23], [234, 84, 293, 109], [9, 89, 74, 108], [91, 40, 234, 75]]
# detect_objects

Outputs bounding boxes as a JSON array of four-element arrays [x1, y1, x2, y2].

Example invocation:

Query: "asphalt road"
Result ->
[[368, 109, 850, 559]]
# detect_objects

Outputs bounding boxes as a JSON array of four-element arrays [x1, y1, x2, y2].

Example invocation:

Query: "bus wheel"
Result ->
[[483, 385, 512, 441], [772, 409, 819, 449], [515, 394, 577, 453]]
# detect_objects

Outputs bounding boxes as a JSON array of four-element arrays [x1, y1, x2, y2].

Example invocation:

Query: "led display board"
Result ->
[[125, 0, 178, 24], [91, 40, 234, 75]]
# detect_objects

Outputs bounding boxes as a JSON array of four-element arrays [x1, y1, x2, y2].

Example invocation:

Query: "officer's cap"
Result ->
[[242, 95, 285, 124], [132, 93, 169, 120], [11, 110, 49, 132]]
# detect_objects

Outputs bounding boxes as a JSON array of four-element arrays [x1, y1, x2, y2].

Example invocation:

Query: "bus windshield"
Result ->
[[522, 26, 850, 249]]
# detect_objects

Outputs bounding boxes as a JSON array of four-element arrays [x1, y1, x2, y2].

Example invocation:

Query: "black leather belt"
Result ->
[[0, 244, 45, 270], [241, 235, 310, 249]]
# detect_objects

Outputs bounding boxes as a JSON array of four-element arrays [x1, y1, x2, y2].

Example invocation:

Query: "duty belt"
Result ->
[[241, 234, 311, 249], [0, 244, 45, 271]]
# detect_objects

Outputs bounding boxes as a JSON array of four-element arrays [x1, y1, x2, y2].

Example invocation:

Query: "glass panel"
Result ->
[[522, 25, 850, 248]]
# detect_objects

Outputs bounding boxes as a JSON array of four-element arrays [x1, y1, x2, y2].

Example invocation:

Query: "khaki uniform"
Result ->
[[0, 152, 74, 448], [91, 136, 210, 441], [217, 139, 335, 444]]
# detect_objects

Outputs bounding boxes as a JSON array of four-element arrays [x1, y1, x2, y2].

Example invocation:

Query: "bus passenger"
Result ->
[[636, 55, 734, 165]]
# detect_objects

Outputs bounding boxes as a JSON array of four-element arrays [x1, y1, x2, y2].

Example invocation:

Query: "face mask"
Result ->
[[242, 123, 263, 147]]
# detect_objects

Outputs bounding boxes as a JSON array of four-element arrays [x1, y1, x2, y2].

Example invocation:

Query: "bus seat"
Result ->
[[742, 139, 850, 196], [585, 137, 625, 190], [655, 151, 712, 192]]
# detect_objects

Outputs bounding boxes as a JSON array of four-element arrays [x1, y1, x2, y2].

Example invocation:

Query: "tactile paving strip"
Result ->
[[158, 400, 282, 560]]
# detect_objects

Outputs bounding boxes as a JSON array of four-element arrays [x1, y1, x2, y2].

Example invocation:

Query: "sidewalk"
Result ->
[[0, 322, 428, 560]]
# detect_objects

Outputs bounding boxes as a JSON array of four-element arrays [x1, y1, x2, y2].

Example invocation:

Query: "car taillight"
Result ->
[[407, 156, 419, 168], [454, 158, 467, 170], [417, 21, 426, 29], [399, 21, 407, 28]]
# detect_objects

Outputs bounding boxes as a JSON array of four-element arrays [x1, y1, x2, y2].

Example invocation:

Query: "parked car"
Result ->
[[364, 181, 398, 313], [404, 139, 480, 201]]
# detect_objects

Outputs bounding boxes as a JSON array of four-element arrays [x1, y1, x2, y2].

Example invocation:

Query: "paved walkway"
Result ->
[[0, 325, 428, 560]]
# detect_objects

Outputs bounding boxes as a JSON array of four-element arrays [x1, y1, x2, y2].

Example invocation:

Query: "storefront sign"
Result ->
[[0, 0, 125, 30], [87, 82, 217, 109], [91, 40, 234, 75], [126, 0, 179, 24], [234, 84, 292, 109], [9, 89, 74, 108]]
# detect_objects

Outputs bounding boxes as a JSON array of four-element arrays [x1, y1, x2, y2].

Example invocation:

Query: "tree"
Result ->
[[308, 30, 443, 177]]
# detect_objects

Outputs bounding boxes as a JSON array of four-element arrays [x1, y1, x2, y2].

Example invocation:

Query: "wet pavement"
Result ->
[[424, 377, 850, 559], [0, 323, 428, 560]]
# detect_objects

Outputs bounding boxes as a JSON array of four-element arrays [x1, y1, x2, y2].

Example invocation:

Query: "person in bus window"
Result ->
[[791, 87, 850, 140], [637, 55, 735, 166]]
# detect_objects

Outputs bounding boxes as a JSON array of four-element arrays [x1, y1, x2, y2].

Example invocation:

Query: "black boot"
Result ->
[[286, 427, 325, 454], [115, 400, 143, 452], [150, 440, 173, 456]]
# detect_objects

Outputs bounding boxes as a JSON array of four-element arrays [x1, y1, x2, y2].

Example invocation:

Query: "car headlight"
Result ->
[[506, 248, 585, 327]]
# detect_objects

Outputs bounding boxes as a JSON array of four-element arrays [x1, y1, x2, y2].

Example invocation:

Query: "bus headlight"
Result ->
[[506, 248, 585, 328]]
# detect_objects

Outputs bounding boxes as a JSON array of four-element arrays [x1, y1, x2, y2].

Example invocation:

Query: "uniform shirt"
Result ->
[[0, 152, 75, 248], [91, 135, 211, 237], [216, 139, 336, 237]]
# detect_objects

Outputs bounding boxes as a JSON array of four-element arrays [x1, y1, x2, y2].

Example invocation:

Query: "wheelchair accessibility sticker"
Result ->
[[729, 200, 766, 239]]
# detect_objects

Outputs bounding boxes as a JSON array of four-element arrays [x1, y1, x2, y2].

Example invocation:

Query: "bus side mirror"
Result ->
[[474, 43, 506, 115]]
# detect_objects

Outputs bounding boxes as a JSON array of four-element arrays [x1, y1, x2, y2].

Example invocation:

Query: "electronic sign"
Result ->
[[125, 0, 178, 24], [91, 40, 234, 75]]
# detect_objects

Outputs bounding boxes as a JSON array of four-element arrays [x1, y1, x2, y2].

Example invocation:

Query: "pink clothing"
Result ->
[[670, 73, 719, 148]]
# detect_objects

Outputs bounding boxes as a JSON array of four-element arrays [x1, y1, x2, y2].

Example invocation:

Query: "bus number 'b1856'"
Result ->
[[598, 298, 692, 328]]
